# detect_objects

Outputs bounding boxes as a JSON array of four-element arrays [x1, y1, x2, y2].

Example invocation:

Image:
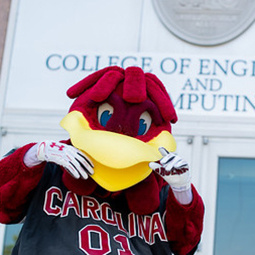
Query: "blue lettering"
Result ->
[[46, 54, 61, 70], [231, 60, 247, 76], [173, 93, 185, 109], [243, 96, 255, 111], [201, 94, 216, 111], [81, 55, 93, 72], [81, 55, 101, 71], [160, 58, 177, 74], [63, 55, 79, 71], [182, 78, 222, 92], [199, 59, 210, 75], [212, 60, 229, 75], [195, 78, 208, 91], [109, 56, 119, 66], [95, 55, 101, 71], [252, 61, 255, 76], [121, 56, 137, 68], [210, 79, 222, 91], [187, 94, 199, 109], [182, 78, 194, 91], [141, 57, 152, 72], [218, 94, 233, 111], [235, 95, 240, 112], [180, 58, 191, 74]]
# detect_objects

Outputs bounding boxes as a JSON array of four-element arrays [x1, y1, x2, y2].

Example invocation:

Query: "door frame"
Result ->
[[200, 137, 255, 255]]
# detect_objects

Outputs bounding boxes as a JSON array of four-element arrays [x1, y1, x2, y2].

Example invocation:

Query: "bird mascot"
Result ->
[[0, 66, 204, 255]]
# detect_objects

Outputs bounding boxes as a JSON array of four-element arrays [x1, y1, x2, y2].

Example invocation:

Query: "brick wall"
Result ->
[[0, 0, 11, 75]]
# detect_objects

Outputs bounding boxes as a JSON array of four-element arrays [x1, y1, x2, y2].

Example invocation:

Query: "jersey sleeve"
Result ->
[[0, 143, 45, 224], [165, 184, 204, 255]]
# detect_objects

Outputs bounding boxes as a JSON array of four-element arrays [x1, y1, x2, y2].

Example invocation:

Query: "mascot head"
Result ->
[[60, 66, 178, 214]]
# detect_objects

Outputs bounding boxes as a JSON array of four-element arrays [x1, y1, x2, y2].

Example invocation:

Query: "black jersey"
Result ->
[[12, 163, 173, 255]]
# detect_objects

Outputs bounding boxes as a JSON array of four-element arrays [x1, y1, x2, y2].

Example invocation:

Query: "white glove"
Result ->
[[36, 140, 94, 179], [149, 147, 191, 191]]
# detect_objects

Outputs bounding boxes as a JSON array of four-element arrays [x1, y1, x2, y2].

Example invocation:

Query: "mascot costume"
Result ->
[[0, 66, 204, 255]]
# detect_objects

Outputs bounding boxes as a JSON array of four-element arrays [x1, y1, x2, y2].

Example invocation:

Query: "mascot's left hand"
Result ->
[[149, 147, 191, 191]]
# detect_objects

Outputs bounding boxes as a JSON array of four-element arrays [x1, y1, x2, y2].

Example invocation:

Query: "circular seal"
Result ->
[[152, 0, 255, 46]]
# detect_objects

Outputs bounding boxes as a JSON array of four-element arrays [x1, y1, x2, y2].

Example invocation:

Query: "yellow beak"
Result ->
[[60, 111, 176, 191]]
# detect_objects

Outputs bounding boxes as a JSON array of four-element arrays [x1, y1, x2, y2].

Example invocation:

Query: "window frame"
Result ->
[[200, 137, 255, 255]]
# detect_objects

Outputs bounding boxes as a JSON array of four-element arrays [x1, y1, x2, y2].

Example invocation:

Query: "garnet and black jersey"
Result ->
[[12, 163, 174, 255]]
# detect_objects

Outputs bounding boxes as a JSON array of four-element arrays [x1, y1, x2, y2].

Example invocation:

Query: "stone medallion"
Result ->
[[152, 0, 255, 45]]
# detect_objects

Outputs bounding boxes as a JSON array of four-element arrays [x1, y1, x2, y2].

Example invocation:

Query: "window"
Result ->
[[214, 157, 255, 255], [3, 224, 22, 255]]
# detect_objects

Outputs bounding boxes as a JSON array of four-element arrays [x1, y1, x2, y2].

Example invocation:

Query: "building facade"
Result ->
[[0, 1, 255, 254]]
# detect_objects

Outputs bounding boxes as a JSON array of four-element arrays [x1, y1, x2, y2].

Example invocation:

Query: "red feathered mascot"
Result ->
[[0, 66, 204, 255]]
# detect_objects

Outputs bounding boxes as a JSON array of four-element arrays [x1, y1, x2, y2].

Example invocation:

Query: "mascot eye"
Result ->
[[98, 103, 114, 127], [138, 111, 152, 135]]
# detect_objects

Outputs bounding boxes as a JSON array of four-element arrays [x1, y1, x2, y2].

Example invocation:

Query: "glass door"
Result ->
[[214, 157, 255, 255], [200, 137, 255, 255], [2, 225, 23, 255]]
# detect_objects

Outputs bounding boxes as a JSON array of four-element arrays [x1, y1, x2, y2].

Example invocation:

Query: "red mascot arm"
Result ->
[[0, 144, 45, 224], [166, 184, 204, 255]]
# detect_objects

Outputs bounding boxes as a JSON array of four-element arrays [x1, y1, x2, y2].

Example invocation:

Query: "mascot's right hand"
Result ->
[[36, 140, 94, 179]]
